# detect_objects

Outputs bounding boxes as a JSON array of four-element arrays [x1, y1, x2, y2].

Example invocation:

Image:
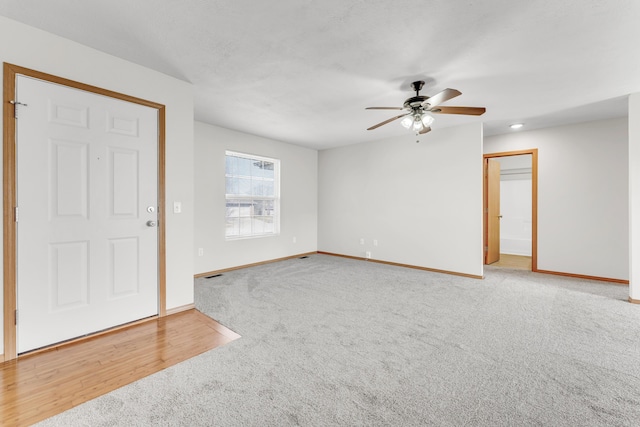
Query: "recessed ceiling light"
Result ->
[[510, 123, 524, 129]]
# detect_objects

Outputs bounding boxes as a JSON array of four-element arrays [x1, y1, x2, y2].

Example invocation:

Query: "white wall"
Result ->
[[498, 154, 532, 170], [498, 155, 532, 256], [629, 93, 640, 300], [485, 118, 628, 280], [0, 16, 195, 354], [194, 122, 317, 274], [318, 123, 484, 277], [500, 178, 532, 256]]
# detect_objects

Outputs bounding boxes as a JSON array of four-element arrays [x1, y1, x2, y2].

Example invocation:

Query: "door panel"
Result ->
[[51, 139, 89, 218], [109, 148, 139, 217], [109, 237, 140, 297], [16, 75, 159, 353], [50, 241, 89, 310], [485, 158, 501, 264]]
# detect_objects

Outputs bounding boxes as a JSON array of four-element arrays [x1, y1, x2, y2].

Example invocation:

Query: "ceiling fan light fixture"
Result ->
[[421, 113, 434, 127], [412, 117, 424, 132], [400, 112, 433, 132], [400, 115, 414, 129]]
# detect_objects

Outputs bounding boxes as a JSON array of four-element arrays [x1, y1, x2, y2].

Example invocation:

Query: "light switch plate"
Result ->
[[173, 201, 182, 214]]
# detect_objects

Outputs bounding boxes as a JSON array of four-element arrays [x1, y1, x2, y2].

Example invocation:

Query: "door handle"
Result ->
[[146, 220, 156, 227], [498, 215, 503, 218]]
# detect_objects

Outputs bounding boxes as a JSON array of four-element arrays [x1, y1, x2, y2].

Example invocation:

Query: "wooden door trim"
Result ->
[[483, 149, 538, 271], [3, 63, 167, 361]]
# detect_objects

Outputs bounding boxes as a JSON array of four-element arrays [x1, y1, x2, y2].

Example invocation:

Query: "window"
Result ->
[[225, 151, 280, 239]]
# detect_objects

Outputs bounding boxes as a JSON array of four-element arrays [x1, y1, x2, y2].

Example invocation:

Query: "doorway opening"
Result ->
[[483, 149, 538, 271]]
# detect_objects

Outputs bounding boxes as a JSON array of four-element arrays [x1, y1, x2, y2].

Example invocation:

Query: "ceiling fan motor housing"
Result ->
[[404, 96, 429, 109]]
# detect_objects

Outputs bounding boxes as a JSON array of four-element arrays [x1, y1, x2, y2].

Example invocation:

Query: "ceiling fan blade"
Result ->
[[430, 106, 486, 116], [422, 88, 461, 108], [419, 126, 431, 135], [365, 107, 404, 110], [367, 113, 410, 130]]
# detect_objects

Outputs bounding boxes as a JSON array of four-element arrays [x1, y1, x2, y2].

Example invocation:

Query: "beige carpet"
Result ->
[[37, 254, 640, 426]]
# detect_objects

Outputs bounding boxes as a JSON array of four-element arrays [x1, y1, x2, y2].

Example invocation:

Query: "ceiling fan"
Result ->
[[366, 80, 486, 135]]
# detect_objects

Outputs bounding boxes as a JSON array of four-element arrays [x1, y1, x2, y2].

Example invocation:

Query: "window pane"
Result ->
[[251, 160, 265, 179], [238, 201, 252, 217], [226, 217, 239, 237], [225, 199, 240, 218], [253, 199, 274, 216], [225, 176, 238, 194], [262, 216, 274, 233], [226, 156, 238, 175], [253, 199, 267, 216], [238, 177, 252, 196], [251, 178, 265, 196], [238, 157, 252, 176], [239, 217, 252, 236], [262, 180, 274, 197], [254, 199, 264, 216], [262, 162, 274, 179], [252, 217, 264, 235], [264, 199, 275, 215]]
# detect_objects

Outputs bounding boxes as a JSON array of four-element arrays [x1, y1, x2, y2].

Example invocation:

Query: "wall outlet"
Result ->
[[365, 251, 372, 259], [198, 248, 204, 256], [360, 238, 365, 245], [373, 239, 378, 246]]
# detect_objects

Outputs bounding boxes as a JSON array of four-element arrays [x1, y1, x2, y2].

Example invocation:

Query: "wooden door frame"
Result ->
[[3, 63, 167, 362], [483, 149, 538, 271]]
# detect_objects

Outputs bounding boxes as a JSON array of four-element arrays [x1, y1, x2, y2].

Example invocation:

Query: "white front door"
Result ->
[[16, 75, 159, 353]]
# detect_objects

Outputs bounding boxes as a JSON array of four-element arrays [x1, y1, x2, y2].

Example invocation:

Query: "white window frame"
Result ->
[[225, 150, 280, 239]]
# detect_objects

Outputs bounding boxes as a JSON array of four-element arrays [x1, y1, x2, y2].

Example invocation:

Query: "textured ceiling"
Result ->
[[0, 0, 638, 150]]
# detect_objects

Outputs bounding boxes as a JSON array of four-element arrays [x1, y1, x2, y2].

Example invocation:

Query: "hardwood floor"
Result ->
[[0, 309, 240, 426], [491, 254, 532, 270]]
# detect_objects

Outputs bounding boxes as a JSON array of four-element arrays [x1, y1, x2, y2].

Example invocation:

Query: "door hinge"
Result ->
[[9, 100, 28, 119], [484, 246, 488, 252], [15, 309, 18, 325], [14, 206, 19, 222]]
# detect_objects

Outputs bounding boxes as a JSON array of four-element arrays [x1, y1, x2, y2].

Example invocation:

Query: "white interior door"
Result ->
[[16, 75, 159, 353]]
